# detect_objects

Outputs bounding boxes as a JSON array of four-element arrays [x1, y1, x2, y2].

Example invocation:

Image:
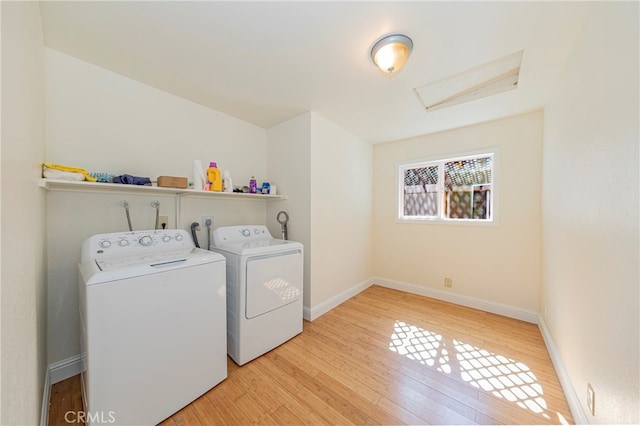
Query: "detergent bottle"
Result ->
[[207, 162, 222, 192], [249, 176, 257, 194]]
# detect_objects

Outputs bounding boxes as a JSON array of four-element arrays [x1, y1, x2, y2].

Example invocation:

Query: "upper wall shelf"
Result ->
[[38, 178, 287, 200]]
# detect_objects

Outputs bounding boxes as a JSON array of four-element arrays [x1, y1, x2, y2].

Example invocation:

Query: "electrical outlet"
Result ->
[[158, 215, 169, 229], [202, 216, 213, 227], [444, 277, 453, 288], [587, 383, 595, 416]]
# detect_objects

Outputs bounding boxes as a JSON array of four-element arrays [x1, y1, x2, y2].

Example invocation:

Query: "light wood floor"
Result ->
[[49, 285, 573, 425]]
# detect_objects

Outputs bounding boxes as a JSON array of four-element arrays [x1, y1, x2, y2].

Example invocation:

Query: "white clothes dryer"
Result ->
[[78, 229, 227, 426], [210, 225, 303, 365]]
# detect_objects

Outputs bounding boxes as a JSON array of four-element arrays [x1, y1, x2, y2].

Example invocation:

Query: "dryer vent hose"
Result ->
[[190, 222, 200, 248]]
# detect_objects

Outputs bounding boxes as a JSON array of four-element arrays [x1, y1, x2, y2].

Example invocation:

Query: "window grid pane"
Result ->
[[404, 166, 439, 186], [444, 157, 492, 189], [444, 156, 492, 220], [399, 154, 493, 222], [404, 166, 438, 217]]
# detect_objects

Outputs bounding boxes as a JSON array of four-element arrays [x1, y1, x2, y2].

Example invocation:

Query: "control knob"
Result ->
[[242, 229, 251, 237], [139, 236, 153, 246], [162, 235, 171, 243], [175, 234, 183, 241], [99, 240, 111, 249], [118, 239, 129, 247]]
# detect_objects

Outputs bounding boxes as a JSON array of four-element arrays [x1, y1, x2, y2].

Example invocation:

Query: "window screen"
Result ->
[[399, 153, 494, 222]]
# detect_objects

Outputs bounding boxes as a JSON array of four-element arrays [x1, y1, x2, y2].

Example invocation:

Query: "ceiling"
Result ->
[[39, 1, 593, 144]]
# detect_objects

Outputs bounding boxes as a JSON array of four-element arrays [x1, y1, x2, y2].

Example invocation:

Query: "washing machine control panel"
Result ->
[[82, 229, 194, 261], [212, 225, 272, 246]]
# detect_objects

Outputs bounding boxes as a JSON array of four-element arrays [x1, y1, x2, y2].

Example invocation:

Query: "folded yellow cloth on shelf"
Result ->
[[42, 162, 97, 182]]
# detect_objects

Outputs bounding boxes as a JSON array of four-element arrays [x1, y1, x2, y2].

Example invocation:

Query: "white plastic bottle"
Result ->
[[222, 170, 233, 193], [193, 160, 205, 191]]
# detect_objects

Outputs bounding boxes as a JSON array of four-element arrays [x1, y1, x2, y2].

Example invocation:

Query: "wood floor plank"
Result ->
[[249, 352, 306, 396], [292, 386, 357, 425], [190, 393, 229, 426], [475, 410, 504, 425], [169, 402, 203, 426], [306, 371, 405, 425], [269, 405, 305, 425], [291, 330, 396, 396], [48, 375, 84, 426], [233, 392, 273, 424], [375, 396, 433, 426], [285, 339, 383, 404], [267, 341, 321, 380], [49, 285, 574, 425], [279, 391, 337, 426], [226, 360, 290, 414], [203, 384, 254, 425], [383, 373, 478, 425]]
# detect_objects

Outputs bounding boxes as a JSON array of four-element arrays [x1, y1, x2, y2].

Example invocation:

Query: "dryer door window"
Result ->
[[245, 251, 303, 319]]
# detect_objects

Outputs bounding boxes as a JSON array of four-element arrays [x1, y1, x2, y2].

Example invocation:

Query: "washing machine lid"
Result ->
[[211, 225, 303, 256], [81, 248, 224, 285], [211, 238, 303, 256]]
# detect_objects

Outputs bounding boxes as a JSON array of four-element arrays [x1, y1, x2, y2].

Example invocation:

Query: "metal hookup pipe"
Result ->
[[277, 211, 289, 240], [121, 200, 133, 231]]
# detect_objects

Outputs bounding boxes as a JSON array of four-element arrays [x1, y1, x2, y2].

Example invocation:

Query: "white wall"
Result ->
[[541, 2, 639, 423], [1, 2, 48, 424], [266, 112, 373, 315], [309, 113, 373, 307], [266, 113, 312, 307], [46, 49, 266, 181], [45, 48, 270, 366], [373, 112, 543, 314]]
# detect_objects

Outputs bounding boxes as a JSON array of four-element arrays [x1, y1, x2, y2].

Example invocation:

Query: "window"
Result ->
[[398, 153, 494, 222]]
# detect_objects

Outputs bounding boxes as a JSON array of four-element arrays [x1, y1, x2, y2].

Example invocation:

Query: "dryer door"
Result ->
[[245, 250, 303, 319]]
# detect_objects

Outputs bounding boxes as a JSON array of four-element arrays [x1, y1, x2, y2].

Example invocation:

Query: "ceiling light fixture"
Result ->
[[371, 34, 413, 76]]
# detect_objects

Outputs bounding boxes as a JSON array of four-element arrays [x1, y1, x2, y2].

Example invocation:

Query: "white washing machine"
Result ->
[[78, 229, 227, 426], [210, 225, 303, 365]]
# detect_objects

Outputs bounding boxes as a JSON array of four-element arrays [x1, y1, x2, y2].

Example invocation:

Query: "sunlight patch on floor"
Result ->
[[389, 320, 551, 420], [388, 321, 450, 373]]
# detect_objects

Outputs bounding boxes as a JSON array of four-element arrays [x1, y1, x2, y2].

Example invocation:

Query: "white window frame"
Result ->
[[396, 149, 498, 225]]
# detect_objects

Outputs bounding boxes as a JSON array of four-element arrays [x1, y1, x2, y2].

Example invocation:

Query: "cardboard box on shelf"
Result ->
[[157, 176, 188, 189]]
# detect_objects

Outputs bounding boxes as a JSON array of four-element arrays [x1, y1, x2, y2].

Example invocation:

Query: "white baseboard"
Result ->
[[304, 278, 374, 321], [373, 277, 539, 324], [49, 354, 83, 385], [538, 315, 588, 424], [40, 367, 51, 426]]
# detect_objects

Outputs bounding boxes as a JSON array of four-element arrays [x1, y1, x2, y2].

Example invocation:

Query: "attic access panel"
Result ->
[[414, 50, 523, 112]]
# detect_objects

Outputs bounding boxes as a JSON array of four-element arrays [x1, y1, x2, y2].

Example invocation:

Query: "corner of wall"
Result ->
[[1, 1, 48, 425], [537, 316, 588, 424]]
